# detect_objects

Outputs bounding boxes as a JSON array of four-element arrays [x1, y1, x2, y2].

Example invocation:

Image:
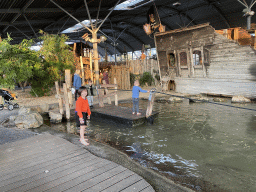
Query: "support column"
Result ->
[[92, 31, 100, 86]]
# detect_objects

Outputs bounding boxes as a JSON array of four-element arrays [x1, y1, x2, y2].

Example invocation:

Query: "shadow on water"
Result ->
[[39, 99, 256, 192]]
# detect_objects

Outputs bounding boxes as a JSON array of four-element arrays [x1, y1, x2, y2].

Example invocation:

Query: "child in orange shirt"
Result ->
[[75, 86, 91, 145]]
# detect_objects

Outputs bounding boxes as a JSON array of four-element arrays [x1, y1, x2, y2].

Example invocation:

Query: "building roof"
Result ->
[[0, 0, 255, 56]]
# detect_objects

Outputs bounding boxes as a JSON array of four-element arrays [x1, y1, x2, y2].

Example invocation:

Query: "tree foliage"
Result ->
[[0, 32, 75, 97], [0, 35, 41, 90]]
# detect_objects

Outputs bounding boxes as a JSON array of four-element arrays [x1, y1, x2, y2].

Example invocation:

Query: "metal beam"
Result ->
[[3, 0, 35, 33], [203, 0, 230, 28]]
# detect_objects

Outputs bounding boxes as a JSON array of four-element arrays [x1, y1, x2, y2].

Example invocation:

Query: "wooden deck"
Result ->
[[0, 133, 154, 192], [91, 105, 158, 127]]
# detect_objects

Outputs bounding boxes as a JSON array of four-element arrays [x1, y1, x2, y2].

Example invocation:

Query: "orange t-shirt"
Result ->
[[75, 96, 91, 118]]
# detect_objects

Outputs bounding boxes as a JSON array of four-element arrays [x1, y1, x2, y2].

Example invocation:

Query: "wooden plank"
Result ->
[[23, 158, 105, 192], [0, 151, 92, 191], [65, 69, 73, 105], [38, 159, 109, 192], [63, 83, 70, 119], [0, 133, 154, 192], [55, 81, 63, 114], [49, 163, 119, 192], [84, 170, 135, 191], [121, 179, 153, 192], [114, 78, 118, 106], [65, 166, 127, 192]]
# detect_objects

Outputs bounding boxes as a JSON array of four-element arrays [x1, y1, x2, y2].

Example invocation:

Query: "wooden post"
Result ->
[[103, 80, 111, 104], [55, 81, 63, 115], [114, 78, 118, 106], [234, 28, 239, 41], [89, 51, 93, 81], [254, 30, 256, 50], [0, 96, 3, 105], [63, 83, 70, 120], [201, 46, 206, 77], [80, 56, 85, 85], [65, 69, 72, 106], [146, 89, 156, 118]]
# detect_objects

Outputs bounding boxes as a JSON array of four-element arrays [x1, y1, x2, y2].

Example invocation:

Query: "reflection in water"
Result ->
[[42, 99, 256, 191], [85, 99, 256, 191]]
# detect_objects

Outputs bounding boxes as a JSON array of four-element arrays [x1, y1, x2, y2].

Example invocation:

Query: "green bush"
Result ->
[[139, 72, 154, 86], [155, 74, 160, 81], [130, 73, 140, 86]]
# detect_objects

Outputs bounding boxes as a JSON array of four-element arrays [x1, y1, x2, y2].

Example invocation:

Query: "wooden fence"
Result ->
[[109, 65, 130, 90]]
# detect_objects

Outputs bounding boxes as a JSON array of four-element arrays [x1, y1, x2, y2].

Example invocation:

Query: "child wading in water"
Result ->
[[132, 80, 149, 115], [75, 87, 91, 145]]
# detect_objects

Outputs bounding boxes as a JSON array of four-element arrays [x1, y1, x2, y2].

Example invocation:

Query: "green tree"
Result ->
[[0, 35, 41, 90], [38, 30, 75, 80], [29, 31, 75, 96]]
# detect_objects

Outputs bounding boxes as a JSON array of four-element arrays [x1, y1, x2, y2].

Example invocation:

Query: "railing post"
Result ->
[[63, 83, 70, 120], [55, 81, 63, 115], [146, 88, 156, 118], [114, 78, 118, 106]]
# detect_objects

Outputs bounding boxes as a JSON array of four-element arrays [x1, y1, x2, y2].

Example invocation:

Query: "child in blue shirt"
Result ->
[[132, 80, 149, 115]]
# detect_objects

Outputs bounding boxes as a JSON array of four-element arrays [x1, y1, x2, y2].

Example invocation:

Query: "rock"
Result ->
[[18, 107, 31, 115], [15, 112, 43, 129], [213, 98, 226, 102], [231, 96, 251, 103], [167, 97, 183, 103], [189, 96, 209, 103], [156, 97, 168, 103], [30, 106, 43, 113], [49, 111, 63, 123], [9, 115, 17, 121], [40, 104, 49, 113]]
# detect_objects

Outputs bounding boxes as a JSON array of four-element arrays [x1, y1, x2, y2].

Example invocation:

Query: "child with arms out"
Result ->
[[132, 80, 149, 115], [75, 86, 91, 145]]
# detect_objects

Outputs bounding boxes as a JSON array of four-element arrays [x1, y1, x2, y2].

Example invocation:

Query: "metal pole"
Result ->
[[83, 0, 93, 29], [50, 0, 93, 33], [96, 0, 121, 32], [23, 13, 38, 38], [247, 15, 252, 29]]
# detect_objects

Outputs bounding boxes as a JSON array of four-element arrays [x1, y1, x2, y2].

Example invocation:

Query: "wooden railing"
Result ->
[[98, 78, 118, 107]]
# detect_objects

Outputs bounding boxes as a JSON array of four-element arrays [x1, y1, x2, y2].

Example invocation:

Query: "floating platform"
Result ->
[[91, 105, 158, 127]]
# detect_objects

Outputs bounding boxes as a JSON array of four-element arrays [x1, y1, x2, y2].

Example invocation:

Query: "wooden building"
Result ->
[[155, 23, 256, 98], [70, 42, 93, 83]]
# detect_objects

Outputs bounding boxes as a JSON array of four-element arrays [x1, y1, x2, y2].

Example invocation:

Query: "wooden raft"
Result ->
[[91, 105, 158, 127], [0, 133, 154, 192]]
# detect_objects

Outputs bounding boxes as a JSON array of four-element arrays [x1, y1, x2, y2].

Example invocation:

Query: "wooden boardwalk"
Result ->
[[0, 133, 154, 192], [91, 105, 158, 127]]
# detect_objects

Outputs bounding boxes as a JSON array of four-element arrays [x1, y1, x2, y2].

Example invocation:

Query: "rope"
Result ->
[[100, 87, 256, 112]]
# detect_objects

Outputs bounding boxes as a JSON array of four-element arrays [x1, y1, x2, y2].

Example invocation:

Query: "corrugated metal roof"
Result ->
[[0, 0, 255, 56]]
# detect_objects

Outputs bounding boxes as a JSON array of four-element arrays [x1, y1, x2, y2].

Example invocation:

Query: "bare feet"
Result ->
[[137, 112, 141, 115], [80, 139, 89, 146]]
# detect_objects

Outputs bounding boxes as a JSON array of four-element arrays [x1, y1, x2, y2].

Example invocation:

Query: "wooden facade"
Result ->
[[70, 42, 93, 83], [155, 23, 256, 98]]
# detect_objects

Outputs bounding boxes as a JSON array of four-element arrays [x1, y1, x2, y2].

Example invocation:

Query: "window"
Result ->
[[168, 53, 175, 68], [179, 52, 187, 66], [193, 50, 202, 66]]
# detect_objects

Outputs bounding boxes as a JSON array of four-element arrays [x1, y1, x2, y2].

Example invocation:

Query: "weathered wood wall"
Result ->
[[155, 23, 256, 98], [127, 59, 158, 75], [110, 65, 130, 90]]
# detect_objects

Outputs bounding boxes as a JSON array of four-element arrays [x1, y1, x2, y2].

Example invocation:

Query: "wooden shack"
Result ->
[[70, 42, 93, 83], [155, 23, 256, 98]]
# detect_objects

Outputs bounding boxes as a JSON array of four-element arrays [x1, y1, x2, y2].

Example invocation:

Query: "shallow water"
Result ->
[[45, 98, 256, 191]]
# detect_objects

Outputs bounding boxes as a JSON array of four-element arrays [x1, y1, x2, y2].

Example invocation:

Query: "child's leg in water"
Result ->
[[80, 125, 89, 145]]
